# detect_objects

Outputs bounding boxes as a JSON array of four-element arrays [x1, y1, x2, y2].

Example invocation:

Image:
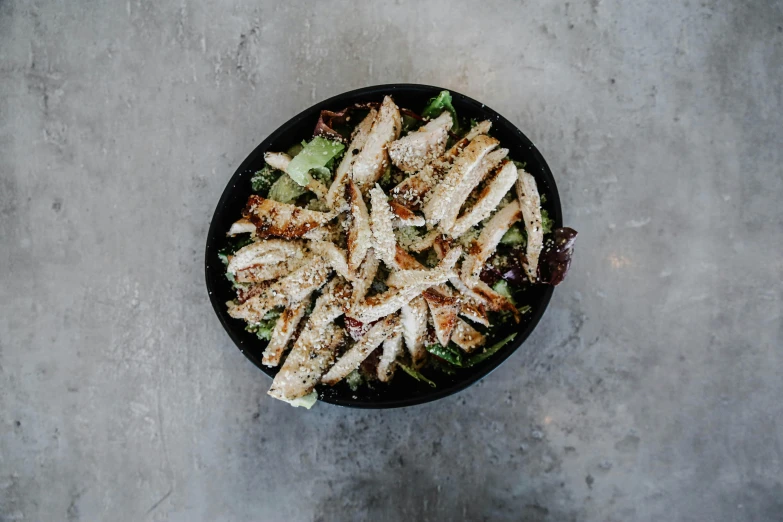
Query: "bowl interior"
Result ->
[[205, 84, 561, 408]]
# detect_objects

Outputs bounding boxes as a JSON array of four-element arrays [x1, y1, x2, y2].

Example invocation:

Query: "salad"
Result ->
[[220, 91, 577, 407]]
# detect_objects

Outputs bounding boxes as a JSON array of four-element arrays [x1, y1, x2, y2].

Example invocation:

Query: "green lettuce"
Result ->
[[426, 343, 465, 367], [398, 363, 437, 387], [465, 333, 517, 367], [422, 90, 459, 132], [286, 137, 345, 186]]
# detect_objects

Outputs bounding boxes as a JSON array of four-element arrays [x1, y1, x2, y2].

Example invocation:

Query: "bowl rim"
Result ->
[[205, 83, 560, 409]]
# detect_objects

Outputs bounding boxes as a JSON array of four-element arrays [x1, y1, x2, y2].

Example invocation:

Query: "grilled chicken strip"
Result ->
[[350, 248, 461, 323], [262, 295, 312, 367], [326, 108, 377, 211], [226, 240, 306, 275], [437, 146, 508, 234], [449, 161, 518, 238], [321, 314, 401, 386], [227, 218, 256, 236], [268, 278, 351, 400], [369, 184, 399, 269], [461, 201, 522, 286], [346, 180, 372, 271], [517, 168, 543, 282], [227, 257, 331, 323], [268, 323, 345, 401], [243, 195, 336, 240], [422, 135, 500, 228], [351, 96, 401, 190], [423, 287, 459, 346], [377, 332, 403, 382], [401, 296, 428, 368], [450, 318, 486, 353], [389, 201, 426, 228], [389, 111, 452, 173]]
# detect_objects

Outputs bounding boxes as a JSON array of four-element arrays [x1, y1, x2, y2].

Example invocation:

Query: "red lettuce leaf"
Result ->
[[537, 227, 578, 285]]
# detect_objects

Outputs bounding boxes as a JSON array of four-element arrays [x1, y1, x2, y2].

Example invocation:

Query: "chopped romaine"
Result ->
[[492, 280, 517, 305], [268, 174, 306, 203], [286, 142, 304, 157], [251, 164, 282, 194], [286, 137, 345, 186], [398, 363, 437, 387], [426, 343, 465, 367], [279, 391, 318, 409], [541, 209, 554, 235], [500, 226, 526, 246], [345, 370, 365, 391], [512, 160, 527, 169], [465, 333, 517, 367], [422, 90, 459, 132]]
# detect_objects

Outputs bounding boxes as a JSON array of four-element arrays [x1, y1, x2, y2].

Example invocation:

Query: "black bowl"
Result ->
[[205, 84, 562, 408]]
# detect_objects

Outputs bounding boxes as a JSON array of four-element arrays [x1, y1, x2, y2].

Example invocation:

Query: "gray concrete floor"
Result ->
[[1, 1, 782, 521]]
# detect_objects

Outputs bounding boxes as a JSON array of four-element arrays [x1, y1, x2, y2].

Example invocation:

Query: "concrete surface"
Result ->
[[1, 0, 782, 520]]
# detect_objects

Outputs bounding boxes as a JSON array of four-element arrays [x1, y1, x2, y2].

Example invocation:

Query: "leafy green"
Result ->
[[394, 226, 422, 249], [251, 165, 282, 194], [500, 226, 526, 246], [218, 236, 254, 266], [286, 142, 304, 157], [346, 370, 365, 392], [245, 309, 281, 341], [518, 304, 532, 315], [465, 333, 517, 367], [422, 90, 459, 132], [279, 390, 318, 409], [398, 363, 437, 387], [541, 209, 554, 235], [426, 343, 465, 367], [512, 160, 527, 170], [268, 174, 307, 203], [286, 137, 345, 186], [492, 280, 517, 305]]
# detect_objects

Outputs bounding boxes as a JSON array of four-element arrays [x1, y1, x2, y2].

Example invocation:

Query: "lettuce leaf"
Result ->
[[286, 137, 345, 186], [465, 333, 517, 367], [422, 90, 459, 132], [268, 174, 307, 203], [278, 391, 318, 409], [426, 343, 465, 367], [398, 363, 437, 387], [538, 227, 578, 285], [251, 164, 282, 194]]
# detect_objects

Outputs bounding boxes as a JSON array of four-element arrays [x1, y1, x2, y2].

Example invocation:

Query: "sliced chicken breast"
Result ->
[[389, 111, 452, 173], [422, 135, 499, 228], [351, 96, 401, 190], [449, 161, 518, 238], [517, 168, 543, 282], [261, 295, 312, 367], [227, 240, 306, 275], [369, 184, 398, 269], [423, 286, 459, 346], [326, 108, 377, 210], [346, 180, 372, 271], [268, 322, 345, 401], [461, 201, 522, 285], [243, 196, 336, 240], [450, 318, 486, 353], [401, 296, 428, 368], [389, 201, 426, 228], [227, 218, 256, 236], [377, 332, 403, 382], [436, 147, 508, 234], [321, 314, 401, 386]]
